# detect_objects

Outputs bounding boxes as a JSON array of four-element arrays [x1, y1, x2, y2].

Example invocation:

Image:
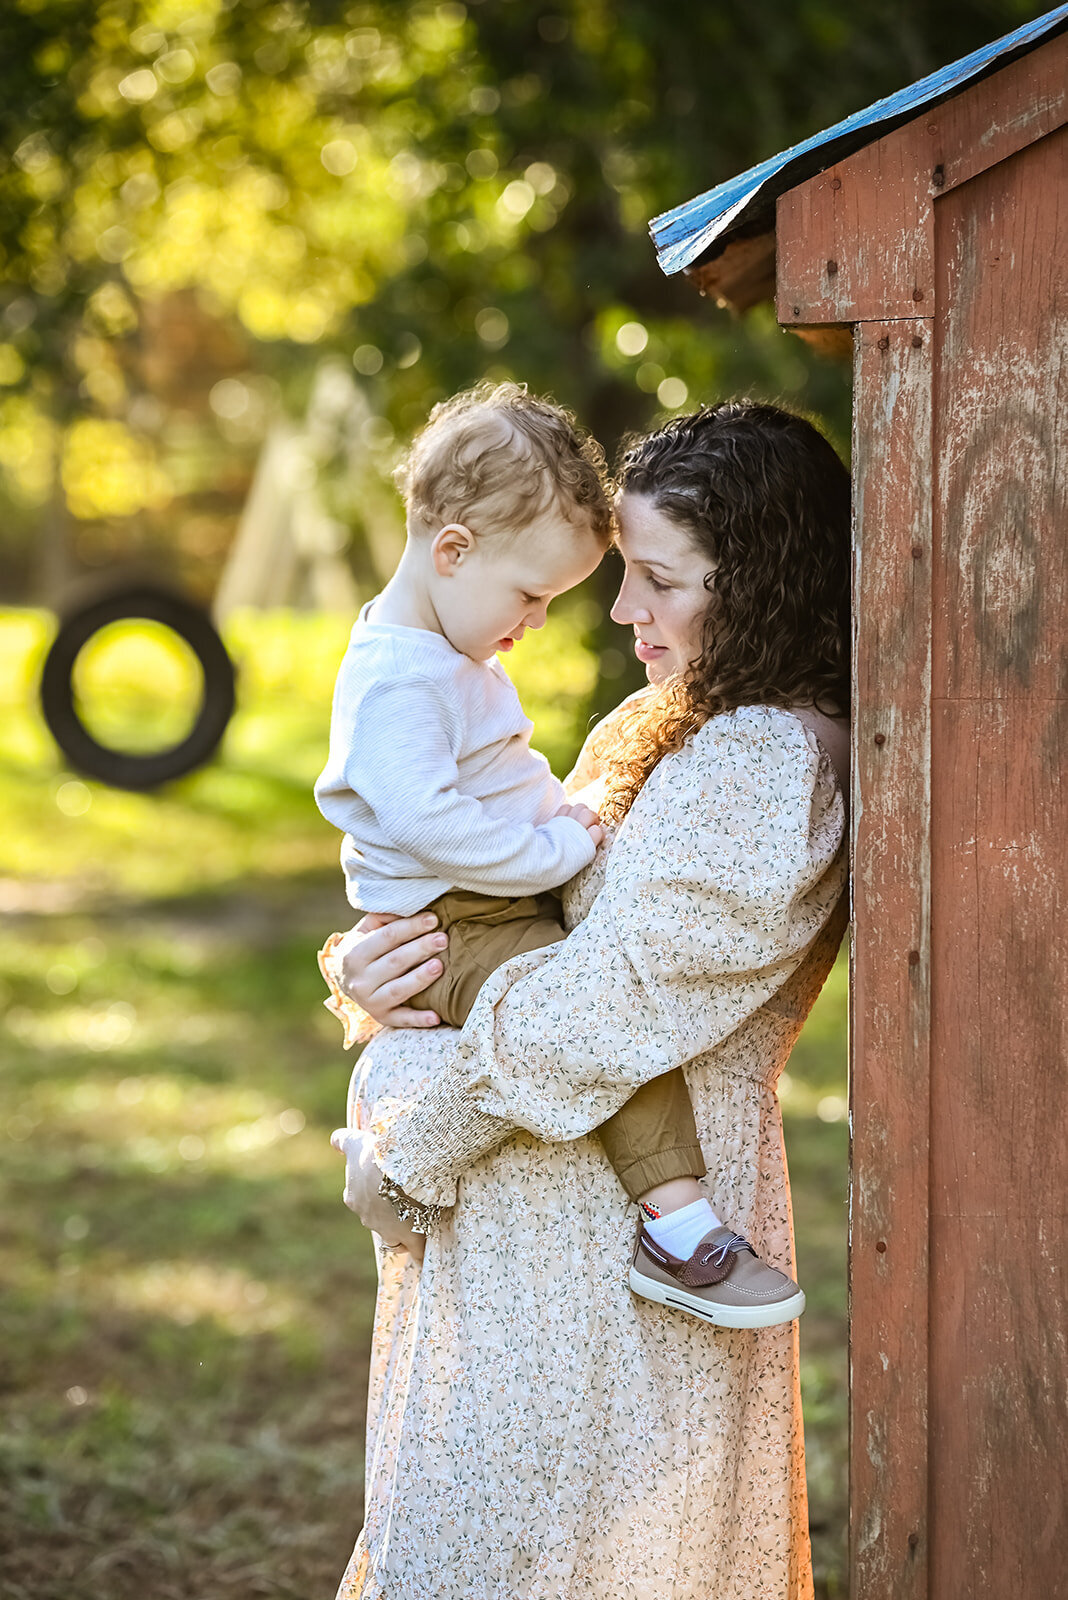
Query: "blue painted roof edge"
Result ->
[[652, 4, 1068, 277]]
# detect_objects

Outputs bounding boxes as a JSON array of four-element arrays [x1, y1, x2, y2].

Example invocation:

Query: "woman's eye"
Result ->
[[647, 576, 670, 593]]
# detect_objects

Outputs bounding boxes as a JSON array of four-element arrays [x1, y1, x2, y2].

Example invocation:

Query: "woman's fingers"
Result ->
[[355, 911, 402, 932], [330, 1127, 426, 1261], [351, 912, 439, 965], [340, 924, 446, 999], [378, 932, 448, 983], [377, 1006, 441, 1029], [376, 954, 446, 1009]]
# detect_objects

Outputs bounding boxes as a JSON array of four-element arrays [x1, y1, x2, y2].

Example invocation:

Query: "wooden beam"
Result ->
[[684, 230, 776, 313], [774, 31, 1067, 327], [850, 318, 933, 1600]]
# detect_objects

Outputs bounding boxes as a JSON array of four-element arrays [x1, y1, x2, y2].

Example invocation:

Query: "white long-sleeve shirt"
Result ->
[[314, 605, 596, 914]]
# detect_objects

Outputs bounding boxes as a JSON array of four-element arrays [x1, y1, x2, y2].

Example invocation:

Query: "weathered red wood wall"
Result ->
[[774, 32, 1067, 1600]]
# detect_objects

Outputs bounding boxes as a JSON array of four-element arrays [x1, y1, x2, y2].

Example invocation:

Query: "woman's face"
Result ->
[[610, 492, 715, 683]]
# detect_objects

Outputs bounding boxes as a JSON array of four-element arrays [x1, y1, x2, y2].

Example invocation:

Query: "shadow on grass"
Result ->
[[2, 851, 850, 1598]]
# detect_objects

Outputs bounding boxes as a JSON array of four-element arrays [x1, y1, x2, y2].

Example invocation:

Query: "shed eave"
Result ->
[[652, 4, 1068, 281]]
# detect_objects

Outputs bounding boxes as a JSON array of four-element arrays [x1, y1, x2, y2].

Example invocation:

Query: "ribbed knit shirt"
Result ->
[[314, 604, 597, 914]]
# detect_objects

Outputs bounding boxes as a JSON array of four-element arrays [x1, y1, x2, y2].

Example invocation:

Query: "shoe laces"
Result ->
[[698, 1231, 752, 1268]]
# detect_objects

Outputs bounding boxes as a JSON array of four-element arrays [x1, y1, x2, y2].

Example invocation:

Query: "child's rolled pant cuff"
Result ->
[[611, 1143, 708, 1203]]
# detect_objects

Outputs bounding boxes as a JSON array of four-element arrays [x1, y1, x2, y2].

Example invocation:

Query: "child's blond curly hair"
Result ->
[[395, 381, 613, 547]]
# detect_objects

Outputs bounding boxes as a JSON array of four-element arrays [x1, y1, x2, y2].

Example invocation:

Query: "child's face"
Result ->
[[432, 511, 604, 662]]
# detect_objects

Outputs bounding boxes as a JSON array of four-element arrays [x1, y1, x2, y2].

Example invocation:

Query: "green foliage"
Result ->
[[0, 0, 1033, 599], [0, 605, 848, 1594]]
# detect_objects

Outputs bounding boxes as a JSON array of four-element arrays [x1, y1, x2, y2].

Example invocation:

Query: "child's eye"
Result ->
[[522, 593, 541, 605]]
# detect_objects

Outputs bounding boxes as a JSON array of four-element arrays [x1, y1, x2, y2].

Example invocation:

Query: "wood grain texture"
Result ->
[[927, 123, 1068, 1598], [770, 36, 1068, 1598], [775, 31, 1067, 327], [776, 137, 932, 324], [684, 230, 776, 312], [849, 319, 933, 1600], [933, 29, 1067, 197]]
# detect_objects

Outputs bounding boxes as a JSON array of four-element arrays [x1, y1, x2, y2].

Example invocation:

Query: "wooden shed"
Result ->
[[652, 9, 1067, 1597]]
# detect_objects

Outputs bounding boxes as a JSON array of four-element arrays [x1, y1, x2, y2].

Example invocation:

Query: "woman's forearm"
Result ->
[[372, 1064, 514, 1222]]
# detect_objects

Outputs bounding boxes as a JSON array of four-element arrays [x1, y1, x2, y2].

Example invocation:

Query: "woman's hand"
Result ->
[[339, 911, 449, 1029], [330, 1126, 426, 1263]]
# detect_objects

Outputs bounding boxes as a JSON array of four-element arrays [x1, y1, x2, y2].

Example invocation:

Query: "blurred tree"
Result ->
[[0, 0, 1035, 687]]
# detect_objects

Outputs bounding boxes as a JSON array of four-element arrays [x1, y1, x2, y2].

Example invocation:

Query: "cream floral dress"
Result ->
[[335, 702, 848, 1600]]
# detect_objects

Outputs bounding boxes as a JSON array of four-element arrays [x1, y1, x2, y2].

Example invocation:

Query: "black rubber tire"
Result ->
[[40, 584, 236, 791]]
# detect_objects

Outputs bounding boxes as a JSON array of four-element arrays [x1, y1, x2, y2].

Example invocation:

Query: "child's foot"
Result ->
[[629, 1223, 805, 1329]]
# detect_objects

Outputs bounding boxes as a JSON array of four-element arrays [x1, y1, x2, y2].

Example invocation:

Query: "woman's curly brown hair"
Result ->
[[602, 400, 851, 821]]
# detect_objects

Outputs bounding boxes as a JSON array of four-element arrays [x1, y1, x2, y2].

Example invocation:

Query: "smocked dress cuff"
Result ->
[[372, 1067, 512, 1230]]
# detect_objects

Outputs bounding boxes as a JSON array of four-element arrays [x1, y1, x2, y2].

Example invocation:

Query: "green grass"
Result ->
[[0, 606, 848, 1597]]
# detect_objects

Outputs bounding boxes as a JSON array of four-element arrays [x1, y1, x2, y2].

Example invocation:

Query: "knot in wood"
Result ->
[[826, 259, 838, 276], [931, 164, 945, 188]]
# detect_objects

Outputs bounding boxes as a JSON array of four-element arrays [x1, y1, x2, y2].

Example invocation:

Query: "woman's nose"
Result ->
[[610, 577, 652, 626]]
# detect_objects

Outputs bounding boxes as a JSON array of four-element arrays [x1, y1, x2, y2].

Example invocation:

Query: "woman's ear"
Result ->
[[431, 523, 474, 576]]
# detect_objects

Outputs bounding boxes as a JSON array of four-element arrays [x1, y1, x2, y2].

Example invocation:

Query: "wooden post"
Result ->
[[773, 31, 1067, 1598], [849, 319, 933, 1600]]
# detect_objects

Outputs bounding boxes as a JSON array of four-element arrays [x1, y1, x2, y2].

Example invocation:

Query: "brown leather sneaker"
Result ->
[[629, 1224, 806, 1329]]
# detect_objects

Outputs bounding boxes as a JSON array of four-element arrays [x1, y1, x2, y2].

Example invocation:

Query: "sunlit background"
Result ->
[[0, 2, 1033, 1594]]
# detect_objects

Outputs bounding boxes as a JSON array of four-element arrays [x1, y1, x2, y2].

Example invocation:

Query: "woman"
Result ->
[[332, 401, 851, 1600]]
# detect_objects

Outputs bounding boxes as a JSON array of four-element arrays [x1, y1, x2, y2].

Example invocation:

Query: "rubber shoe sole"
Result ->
[[629, 1263, 806, 1329]]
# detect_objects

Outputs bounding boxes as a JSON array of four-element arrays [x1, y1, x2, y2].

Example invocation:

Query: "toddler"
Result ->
[[315, 382, 804, 1328]]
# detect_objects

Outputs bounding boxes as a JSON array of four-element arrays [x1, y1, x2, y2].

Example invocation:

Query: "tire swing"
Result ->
[[40, 584, 236, 791]]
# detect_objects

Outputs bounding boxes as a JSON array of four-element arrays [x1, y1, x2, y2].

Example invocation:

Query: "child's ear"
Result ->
[[430, 523, 474, 576]]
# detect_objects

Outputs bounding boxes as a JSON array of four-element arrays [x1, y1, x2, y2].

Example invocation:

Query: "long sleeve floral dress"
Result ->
[[335, 702, 848, 1600]]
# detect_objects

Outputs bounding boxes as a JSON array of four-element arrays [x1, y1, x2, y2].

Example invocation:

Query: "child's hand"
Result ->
[[554, 801, 604, 848]]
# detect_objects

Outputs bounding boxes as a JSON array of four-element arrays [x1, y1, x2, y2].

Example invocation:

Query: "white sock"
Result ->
[[642, 1197, 722, 1259]]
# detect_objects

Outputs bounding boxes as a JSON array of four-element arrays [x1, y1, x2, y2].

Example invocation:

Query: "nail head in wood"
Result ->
[[826, 259, 838, 276], [874, 733, 886, 746], [908, 949, 920, 966], [912, 288, 925, 301], [877, 336, 890, 350], [876, 1240, 887, 1253], [932, 163, 945, 187], [830, 177, 842, 191], [792, 306, 800, 317], [912, 335, 924, 348]]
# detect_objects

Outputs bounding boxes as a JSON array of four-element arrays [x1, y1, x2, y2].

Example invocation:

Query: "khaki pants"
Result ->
[[413, 889, 706, 1200]]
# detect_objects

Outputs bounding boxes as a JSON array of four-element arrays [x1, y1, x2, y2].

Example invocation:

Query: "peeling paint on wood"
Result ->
[[928, 119, 1067, 1598], [849, 320, 933, 1600], [774, 32, 1067, 327], [770, 28, 1067, 1600]]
